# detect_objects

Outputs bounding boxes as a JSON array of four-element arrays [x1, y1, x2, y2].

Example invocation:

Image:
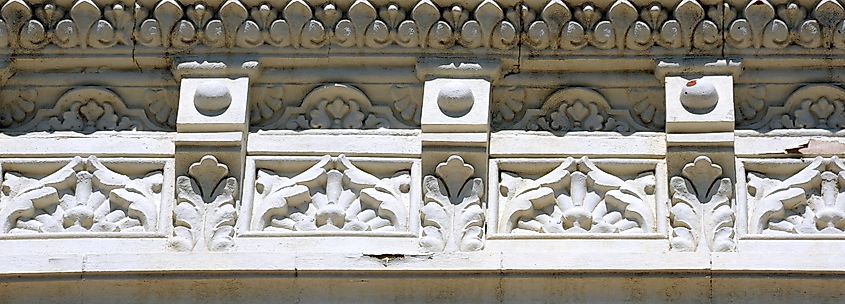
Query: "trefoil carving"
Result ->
[[420, 156, 484, 252], [171, 156, 238, 252], [669, 156, 735, 252]]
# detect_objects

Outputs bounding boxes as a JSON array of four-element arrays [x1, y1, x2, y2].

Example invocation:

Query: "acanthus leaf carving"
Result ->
[[170, 155, 239, 252], [747, 157, 845, 235], [498, 157, 655, 235], [0, 156, 163, 234], [251, 155, 411, 233], [669, 156, 735, 252], [420, 155, 484, 252]]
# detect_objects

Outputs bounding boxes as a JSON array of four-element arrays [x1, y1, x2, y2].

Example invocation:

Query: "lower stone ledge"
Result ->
[[3, 250, 844, 278]]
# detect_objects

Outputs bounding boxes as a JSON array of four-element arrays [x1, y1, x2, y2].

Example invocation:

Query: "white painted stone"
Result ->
[[177, 77, 249, 133], [421, 78, 490, 133]]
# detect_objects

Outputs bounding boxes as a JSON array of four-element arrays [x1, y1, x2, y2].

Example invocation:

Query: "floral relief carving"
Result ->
[[420, 155, 484, 252], [5, 0, 814, 52], [747, 157, 845, 235], [7, 87, 173, 133], [497, 87, 652, 132], [171, 156, 239, 252], [724, 0, 845, 50], [669, 156, 735, 252], [0, 156, 163, 234], [524, 0, 721, 51], [744, 85, 845, 132], [498, 157, 655, 234], [261, 83, 415, 130], [0, 0, 133, 49], [251, 155, 411, 233]]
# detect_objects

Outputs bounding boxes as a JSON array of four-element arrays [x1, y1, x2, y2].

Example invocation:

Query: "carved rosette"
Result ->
[[251, 155, 411, 232], [0, 156, 163, 234], [171, 156, 239, 252], [747, 157, 845, 235], [420, 156, 484, 252], [669, 156, 735, 252], [498, 157, 655, 234], [497, 87, 654, 132]]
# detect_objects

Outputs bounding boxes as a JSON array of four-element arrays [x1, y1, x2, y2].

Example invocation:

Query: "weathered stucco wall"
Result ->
[[1, 0, 845, 302]]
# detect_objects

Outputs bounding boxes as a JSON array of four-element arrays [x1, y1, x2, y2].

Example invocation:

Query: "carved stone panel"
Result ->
[[170, 155, 239, 252], [669, 156, 735, 252], [0, 157, 172, 236], [2, 87, 176, 133], [493, 87, 663, 133], [245, 155, 419, 235], [421, 155, 485, 252], [744, 157, 845, 236], [738, 85, 845, 133], [492, 157, 659, 236], [252, 83, 421, 130]]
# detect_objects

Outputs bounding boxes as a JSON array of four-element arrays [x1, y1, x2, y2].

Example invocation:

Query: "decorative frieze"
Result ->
[[10, 0, 845, 54], [248, 155, 416, 233], [0, 156, 166, 235], [495, 157, 657, 235], [746, 157, 845, 235]]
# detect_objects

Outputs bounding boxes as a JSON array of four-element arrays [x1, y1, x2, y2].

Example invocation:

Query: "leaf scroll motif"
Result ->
[[251, 155, 410, 233], [498, 157, 655, 234], [747, 157, 845, 235], [0, 156, 163, 234], [170, 155, 239, 252], [669, 156, 735, 252], [420, 155, 484, 252]]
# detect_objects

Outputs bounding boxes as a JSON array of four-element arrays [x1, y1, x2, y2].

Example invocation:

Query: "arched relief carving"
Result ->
[[6, 87, 175, 133], [739, 85, 845, 132], [494, 87, 659, 133], [257, 83, 417, 130]]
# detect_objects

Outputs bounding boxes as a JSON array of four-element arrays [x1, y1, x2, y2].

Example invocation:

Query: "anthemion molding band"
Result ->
[[1, 0, 845, 303]]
